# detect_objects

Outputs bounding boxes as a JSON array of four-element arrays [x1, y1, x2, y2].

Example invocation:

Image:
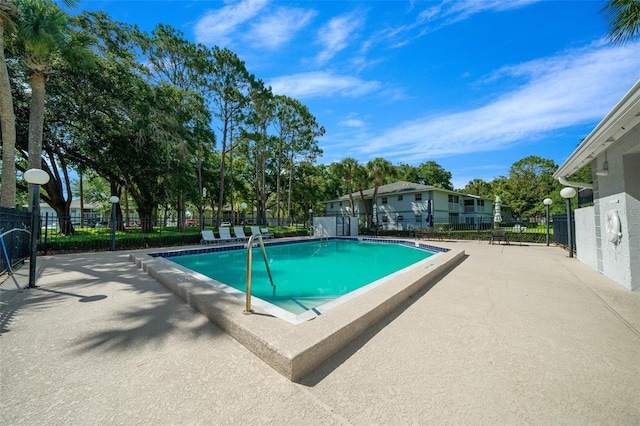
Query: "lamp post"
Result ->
[[240, 202, 247, 225], [24, 169, 50, 288], [560, 187, 576, 258], [543, 198, 553, 246], [109, 196, 119, 251], [308, 208, 313, 236], [201, 187, 207, 229]]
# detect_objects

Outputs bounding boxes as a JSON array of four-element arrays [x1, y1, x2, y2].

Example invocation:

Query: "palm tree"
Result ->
[[15, 0, 86, 172], [0, 0, 18, 208], [352, 163, 370, 226], [366, 157, 395, 225], [602, 0, 640, 44], [335, 157, 359, 215]]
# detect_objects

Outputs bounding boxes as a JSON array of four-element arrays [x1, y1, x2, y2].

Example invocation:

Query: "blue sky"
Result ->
[[75, 0, 640, 189]]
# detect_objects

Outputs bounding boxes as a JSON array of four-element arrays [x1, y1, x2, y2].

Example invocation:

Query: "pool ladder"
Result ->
[[244, 234, 275, 315]]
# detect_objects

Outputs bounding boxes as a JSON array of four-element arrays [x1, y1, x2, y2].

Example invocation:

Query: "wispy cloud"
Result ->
[[419, 0, 541, 26], [359, 42, 640, 162], [269, 71, 380, 98], [194, 0, 268, 46], [368, 0, 541, 50], [316, 11, 365, 64], [248, 7, 316, 50], [194, 0, 314, 50], [339, 118, 365, 127]]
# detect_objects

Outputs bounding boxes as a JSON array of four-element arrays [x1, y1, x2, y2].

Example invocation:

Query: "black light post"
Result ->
[[543, 198, 553, 246], [308, 208, 313, 236], [560, 187, 576, 257], [109, 196, 119, 251], [240, 202, 247, 225], [24, 169, 50, 288]]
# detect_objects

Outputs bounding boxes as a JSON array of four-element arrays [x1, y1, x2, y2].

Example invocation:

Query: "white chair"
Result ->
[[261, 227, 274, 239], [251, 226, 273, 239], [200, 230, 218, 244], [218, 227, 238, 242], [233, 226, 249, 241]]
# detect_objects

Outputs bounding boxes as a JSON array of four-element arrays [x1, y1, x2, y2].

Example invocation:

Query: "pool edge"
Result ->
[[130, 243, 465, 382]]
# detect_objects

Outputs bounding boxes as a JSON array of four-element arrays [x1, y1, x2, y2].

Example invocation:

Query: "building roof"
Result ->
[[323, 180, 495, 203], [324, 181, 434, 202], [554, 80, 640, 179]]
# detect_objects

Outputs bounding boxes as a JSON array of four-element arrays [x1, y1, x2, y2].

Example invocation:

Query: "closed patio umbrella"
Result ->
[[493, 196, 503, 228], [426, 199, 434, 228]]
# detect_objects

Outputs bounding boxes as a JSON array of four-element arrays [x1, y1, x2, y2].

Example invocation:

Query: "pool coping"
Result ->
[[130, 237, 465, 381]]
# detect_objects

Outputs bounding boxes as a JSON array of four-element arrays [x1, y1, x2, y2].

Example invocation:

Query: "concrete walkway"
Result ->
[[1, 240, 639, 425]]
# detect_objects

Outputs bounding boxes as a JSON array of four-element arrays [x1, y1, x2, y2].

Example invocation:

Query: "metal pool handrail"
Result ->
[[244, 233, 275, 314]]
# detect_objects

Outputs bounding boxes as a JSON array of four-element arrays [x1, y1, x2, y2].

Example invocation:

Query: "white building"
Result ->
[[554, 80, 640, 291], [40, 200, 103, 224], [323, 181, 511, 230]]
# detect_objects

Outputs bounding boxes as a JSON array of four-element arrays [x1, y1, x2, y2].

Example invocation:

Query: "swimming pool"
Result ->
[[155, 238, 440, 322], [133, 237, 462, 380]]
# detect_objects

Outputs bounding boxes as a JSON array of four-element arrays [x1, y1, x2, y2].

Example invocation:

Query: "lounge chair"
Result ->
[[200, 229, 219, 244], [218, 227, 238, 242], [233, 226, 249, 241], [489, 228, 509, 245], [251, 226, 273, 239], [261, 227, 274, 239]]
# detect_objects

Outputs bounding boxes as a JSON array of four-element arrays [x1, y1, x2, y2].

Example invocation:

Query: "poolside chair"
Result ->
[[489, 228, 509, 245], [200, 229, 219, 245], [261, 227, 274, 239], [251, 226, 273, 239], [218, 227, 238, 242], [233, 226, 249, 241]]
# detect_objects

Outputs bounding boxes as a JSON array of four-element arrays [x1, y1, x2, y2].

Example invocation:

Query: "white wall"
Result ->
[[575, 207, 597, 270], [584, 125, 640, 291], [312, 217, 359, 237]]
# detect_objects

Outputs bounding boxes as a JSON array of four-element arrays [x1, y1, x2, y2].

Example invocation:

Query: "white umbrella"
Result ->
[[493, 196, 503, 227]]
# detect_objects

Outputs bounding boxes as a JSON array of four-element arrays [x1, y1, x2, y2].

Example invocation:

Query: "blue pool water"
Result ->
[[166, 239, 435, 314]]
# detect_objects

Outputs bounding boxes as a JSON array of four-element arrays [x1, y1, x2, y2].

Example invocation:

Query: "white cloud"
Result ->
[[420, 0, 540, 26], [369, 0, 541, 51], [194, 0, 269, 46], [359, 43, 640, 162], [269, 71, 380, 98], [339, 119, 365, 127], [316, 12, 364, 64], [248, 7, 316, 50]]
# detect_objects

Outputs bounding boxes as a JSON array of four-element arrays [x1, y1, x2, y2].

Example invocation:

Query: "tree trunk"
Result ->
[[27, 73, 46, 209], [217, 120, 228, 226], [0, 17, 17, 209]]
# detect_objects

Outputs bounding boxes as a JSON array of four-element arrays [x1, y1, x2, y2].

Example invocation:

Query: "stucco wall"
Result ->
[[575, 207, 597, 270], [313, 217, 335, 237], [589, 125, 640, 291]]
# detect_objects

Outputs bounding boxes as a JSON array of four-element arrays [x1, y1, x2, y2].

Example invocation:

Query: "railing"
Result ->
[[0, 207, 32, 275], [244, 234, 275, 314]]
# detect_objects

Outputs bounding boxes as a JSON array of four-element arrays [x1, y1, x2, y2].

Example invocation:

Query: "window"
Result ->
[[381, 197, 388, 204], [381, 216, 388, 223], [339, 202, 343, 207], [477, 200, 485, 207], [415, 214, 422, 223], [415, 193, 422, 201], [330, 203, 334, 209], [397, 215, 404, 221], [398, 195, 403, 201], [448, 195, 459, 203]]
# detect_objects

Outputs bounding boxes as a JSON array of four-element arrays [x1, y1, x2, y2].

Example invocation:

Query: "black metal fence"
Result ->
[[29, 213, 309, 255], [0, 207, 32, 275], [2, 207, 576, 266], [552, 213, 575, 254]]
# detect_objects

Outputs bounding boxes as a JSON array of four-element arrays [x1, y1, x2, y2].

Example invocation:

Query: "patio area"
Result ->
[[1, 240, 639, 424]]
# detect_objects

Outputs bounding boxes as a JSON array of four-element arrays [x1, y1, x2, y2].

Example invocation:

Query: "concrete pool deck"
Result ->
[[1, 239, 639, 424]]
